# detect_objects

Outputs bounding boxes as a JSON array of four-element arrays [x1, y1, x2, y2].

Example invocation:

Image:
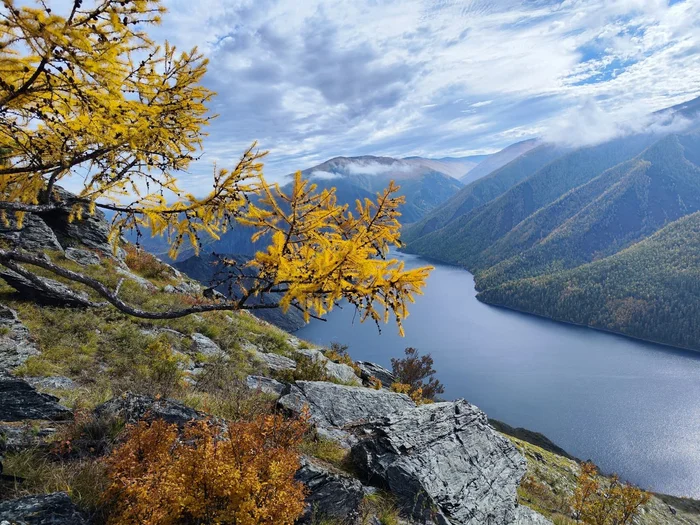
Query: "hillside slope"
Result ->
[[400, 144, 565, 244], [476, 133, 700, 289], [404, 134, 656, 266], [478, 212, 700, 351]]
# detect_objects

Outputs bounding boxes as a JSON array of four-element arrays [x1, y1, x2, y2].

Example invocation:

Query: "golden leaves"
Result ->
[[103, 414, 309, 525], [237, 172, 433, 335]]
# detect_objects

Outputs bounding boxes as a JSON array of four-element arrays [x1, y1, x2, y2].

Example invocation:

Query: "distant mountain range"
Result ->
[[135, 144, 532, 261], [403, 95, 700, 351]]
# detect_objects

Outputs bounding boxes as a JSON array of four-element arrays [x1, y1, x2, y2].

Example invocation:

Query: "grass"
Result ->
[[300, 434, 351, 472]]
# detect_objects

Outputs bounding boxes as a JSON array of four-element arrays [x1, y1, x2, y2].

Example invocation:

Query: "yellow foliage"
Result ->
[[102, 414, 309, 525], [0, 1, 432, 333], [571, 462, 650, 525], [238, 172, 432, 335], [390, 382, 429, 404]]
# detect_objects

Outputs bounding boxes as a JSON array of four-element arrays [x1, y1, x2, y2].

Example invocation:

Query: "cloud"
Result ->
[[33, 0, 700, 188], [542, 98, 695, 147], [345, 161, 414, 176], [309, 170, 343, 180]]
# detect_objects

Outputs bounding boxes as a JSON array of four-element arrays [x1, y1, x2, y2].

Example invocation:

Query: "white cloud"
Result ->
[[30, 0, 700, 189]]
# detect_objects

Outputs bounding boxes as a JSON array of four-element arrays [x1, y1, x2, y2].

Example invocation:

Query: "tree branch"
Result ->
[[0, 249, 285, 320]]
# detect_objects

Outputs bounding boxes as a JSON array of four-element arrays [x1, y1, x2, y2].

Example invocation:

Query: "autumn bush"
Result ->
[[391, 347, 444, 401], [103, 413, 309, 525], [123, 244, 174, 281], [571, 462, 650, 525]]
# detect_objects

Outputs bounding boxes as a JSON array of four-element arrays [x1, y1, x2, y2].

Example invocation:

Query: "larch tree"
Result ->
[[0, 0, 432, 334]]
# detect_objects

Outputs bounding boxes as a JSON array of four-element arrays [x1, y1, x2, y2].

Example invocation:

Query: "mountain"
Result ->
[[400, 144, 566, 245], [402, 155, 490, 180], [403, 134, 657, 267], [458, 139, 541, 184], [302, 155, 463, 223], [476, 133, 700, 290], [132, 154, 464, 261], [402, 95, 700, 351], [478, 211, 700, 351]]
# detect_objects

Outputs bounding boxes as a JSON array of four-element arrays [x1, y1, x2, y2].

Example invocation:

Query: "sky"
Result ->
[[55, 0, 700, 183]]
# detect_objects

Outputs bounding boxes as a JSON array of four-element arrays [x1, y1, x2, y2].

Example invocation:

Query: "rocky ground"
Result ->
[[0, 196, 698, 525]]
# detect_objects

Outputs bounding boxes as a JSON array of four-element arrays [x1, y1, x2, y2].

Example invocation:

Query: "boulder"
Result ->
[[278, 381, 415, 444], [356, 361, 397, 388], [295, 456, 365, 524], [351, 400, 527, 525], [64, 247, 100, 267], [251, 349, 297, 372], [0, 372, 72, 422], [0, 269, 93, 308], [514, 506, 553, 525], [246, 375, 289, 397], [37, 187, 113, 255], [190, 333, 224, 360], [324, 360, 362, 386], [94, 392, 205, 426], [0, 492, 87, 525], [0, 214, 63, 253], [0, 304, 40, 370]]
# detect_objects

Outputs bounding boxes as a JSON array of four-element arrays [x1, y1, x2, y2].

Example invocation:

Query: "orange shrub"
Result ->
[[102, 414, 309, 525], [572, 462, 650, 525]]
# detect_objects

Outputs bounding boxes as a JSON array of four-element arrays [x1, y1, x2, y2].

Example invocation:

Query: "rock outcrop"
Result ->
[[0, 214, 63, 253], [251, 348, 297, 372], [246, 375, 289, 397], [0, 492, 87, 525], [294, 349, 362, 386], [295, 457, 365, 524], [0, 372, 72, 422], [356, 361, 396, 388], [279, 381, 415, 444], [0, 269, 94, 308], [351, 400, 528, 525], [0, 304, 40, 370], [94, 392, 205, 426], [64, 247, 100, 267]]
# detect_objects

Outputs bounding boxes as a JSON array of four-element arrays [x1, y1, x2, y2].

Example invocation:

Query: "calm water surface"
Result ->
[[297, 252, 700, 498]]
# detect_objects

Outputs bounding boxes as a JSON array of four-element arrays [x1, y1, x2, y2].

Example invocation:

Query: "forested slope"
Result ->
[[477, 212, 700, 350]]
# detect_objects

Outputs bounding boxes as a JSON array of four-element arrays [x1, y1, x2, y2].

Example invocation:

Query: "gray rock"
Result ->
[[357, 361, 397, 388], [0, 492, 87, 525], [279, 381, 415, 444], [40, 187, 113, 255], [0, 214, 63, 252], [190, 333, 224, 359], [513, 506, 553, 525], [246, 375, 289, 397], [351, 400, 527, 525], [251, 349, 297, 372], [0, 269, 93, 308], [64, 247, 100, 266], [0, 372, 72, 422], [0, 423, 57, 453], [324, 360, 362, 386], [25, 376, 76, 391], [94, 392, 205, 426], [115, 266, 157, 291], [294, 349, 361, 386], [0, 304, 40, 370], [164, 281, 202, 295], [295, 456, 364, 524]]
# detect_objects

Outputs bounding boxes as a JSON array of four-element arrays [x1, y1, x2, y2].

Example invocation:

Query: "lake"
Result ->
[[296, 251, 700, 498]]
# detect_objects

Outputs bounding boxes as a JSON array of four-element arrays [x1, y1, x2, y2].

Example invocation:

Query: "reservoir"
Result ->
[[296, 251, 700, 498]]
